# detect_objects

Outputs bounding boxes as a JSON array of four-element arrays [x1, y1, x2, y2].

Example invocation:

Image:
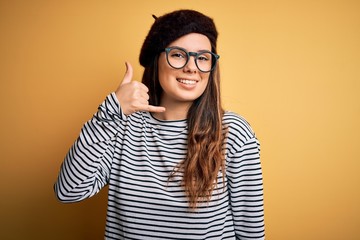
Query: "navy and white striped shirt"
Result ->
[[55, 93, 265, 239]]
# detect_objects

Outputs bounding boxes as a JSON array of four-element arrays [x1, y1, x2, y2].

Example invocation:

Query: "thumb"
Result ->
[[121, 61, 133, 85]]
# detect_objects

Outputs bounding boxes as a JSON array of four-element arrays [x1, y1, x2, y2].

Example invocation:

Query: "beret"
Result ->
[[139, 9, 218, 67]]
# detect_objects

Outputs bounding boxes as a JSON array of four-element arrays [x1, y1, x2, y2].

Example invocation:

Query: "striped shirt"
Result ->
[[54, 93, 265, 239]]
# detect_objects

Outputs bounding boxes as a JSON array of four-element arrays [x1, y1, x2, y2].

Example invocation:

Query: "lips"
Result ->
[[177, 78, 198, 85]]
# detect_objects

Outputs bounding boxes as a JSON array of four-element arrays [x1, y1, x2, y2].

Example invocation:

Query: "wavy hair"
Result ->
[[142, 55, 226, 209]]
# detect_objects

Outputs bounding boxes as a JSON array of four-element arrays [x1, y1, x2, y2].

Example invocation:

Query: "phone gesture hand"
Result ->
[[115, 62, 165, 115]]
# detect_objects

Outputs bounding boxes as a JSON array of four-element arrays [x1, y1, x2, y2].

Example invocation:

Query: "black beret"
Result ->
[[139, 9, 218, 67]]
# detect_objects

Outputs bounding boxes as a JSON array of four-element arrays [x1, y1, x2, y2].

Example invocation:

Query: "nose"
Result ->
[[183, 56, 197, 73]]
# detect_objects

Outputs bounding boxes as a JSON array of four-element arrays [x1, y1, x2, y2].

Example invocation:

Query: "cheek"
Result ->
[[198, 74, 211, 96], [200, 73, 210, 87], [158, 68, 169, 89], [158, 56, 171, 83], [158, 53, 172, 69]]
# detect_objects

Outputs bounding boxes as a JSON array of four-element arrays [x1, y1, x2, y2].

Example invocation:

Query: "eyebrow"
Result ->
[[170, 46, 212, 52]]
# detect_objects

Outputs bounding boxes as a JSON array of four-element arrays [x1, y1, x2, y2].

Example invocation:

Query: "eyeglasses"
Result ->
[[164, 47, 220, 73]]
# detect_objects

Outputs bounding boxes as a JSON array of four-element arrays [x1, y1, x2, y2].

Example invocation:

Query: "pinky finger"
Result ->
[[146, 105, 166, 113]]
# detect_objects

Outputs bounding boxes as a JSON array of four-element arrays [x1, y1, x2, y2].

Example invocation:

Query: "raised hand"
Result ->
[[115, 62, 166, 115]]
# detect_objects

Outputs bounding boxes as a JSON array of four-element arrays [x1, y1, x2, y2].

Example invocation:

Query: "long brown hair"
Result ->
[[142, 55, 226, 209]]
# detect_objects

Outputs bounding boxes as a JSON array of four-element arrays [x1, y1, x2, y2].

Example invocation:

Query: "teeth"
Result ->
[[177, 79, 197, 85]]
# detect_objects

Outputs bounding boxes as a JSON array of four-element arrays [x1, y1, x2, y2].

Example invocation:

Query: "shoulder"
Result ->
[[223, 111, 255, 138], [223, 111, 258, 148]]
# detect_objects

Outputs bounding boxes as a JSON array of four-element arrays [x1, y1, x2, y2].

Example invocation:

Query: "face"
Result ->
[[158, 33, 212, 107]]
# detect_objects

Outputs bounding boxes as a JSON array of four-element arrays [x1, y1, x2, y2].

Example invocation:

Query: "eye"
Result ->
[[171, 53, 185, 58], [169, 49, 187, 59], [197, 53, 211, 62]]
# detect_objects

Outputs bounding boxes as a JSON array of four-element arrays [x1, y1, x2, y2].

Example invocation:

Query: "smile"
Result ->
[[177, 79, 198, 85]]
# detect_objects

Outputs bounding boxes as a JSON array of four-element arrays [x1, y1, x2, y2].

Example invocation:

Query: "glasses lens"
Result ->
[[165, 47, 219, 72], [196, 52, 214, 72], [167, 48, 188, 69]]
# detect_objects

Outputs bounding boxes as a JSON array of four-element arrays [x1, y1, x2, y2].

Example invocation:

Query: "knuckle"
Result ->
[[131, 81, 140, 87]]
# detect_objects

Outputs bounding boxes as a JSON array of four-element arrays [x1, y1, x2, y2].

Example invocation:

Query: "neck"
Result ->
[[153, 101, 192, 121]]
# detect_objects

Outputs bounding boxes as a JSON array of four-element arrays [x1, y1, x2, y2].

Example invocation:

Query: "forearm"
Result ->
[[54, 93, 124, 202]]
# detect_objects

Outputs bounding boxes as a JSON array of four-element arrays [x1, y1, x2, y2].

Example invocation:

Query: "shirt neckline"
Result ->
[[144, 112, 188, 137]]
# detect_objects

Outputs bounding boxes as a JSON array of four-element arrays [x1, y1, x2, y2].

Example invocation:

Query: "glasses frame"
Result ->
[[164, 46, 220, 73]]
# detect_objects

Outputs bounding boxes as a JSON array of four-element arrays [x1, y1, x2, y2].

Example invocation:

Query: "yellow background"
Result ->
[[1, 0, 359, 239]]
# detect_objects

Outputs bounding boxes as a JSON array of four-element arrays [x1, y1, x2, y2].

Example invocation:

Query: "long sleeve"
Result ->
[[227, 136, 265, 239], [54, 93, 125, 203], [224, 112, 265, 240]]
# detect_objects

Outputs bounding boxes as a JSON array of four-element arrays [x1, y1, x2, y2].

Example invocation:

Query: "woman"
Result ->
[[55, 9, 265, 239]]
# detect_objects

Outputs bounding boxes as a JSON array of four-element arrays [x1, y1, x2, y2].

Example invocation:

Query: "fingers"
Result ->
[[127, 101, 165, 115], [132, 95, 165, 113], [139, 89, 150, 100], [121, 62, 148, 91], [116, 61, 165, 115], [141, 105, 166, 113], [121, 61, 133, 85]]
